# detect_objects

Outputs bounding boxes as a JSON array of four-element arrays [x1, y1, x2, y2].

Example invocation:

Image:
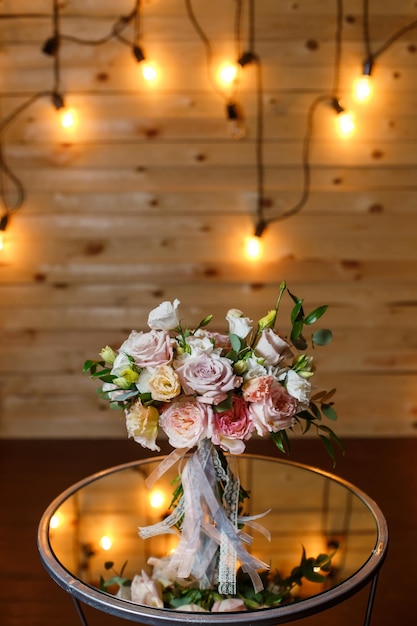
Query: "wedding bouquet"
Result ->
[[84, 281, 339, 462], [84, 281, 340, 607]]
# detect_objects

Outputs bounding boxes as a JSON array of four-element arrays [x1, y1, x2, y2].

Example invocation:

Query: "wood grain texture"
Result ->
[[1, 0, 417, 437]]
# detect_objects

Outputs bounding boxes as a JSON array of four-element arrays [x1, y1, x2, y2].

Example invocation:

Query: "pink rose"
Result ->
[[159, 395, 211, 448], [119, 329, 173, 368], [254, 328, 293, 365], [242, 375, 274, 402], [211, 395, 254, 454], [175, 353, 242, 405], [248, 379, 297, 436]]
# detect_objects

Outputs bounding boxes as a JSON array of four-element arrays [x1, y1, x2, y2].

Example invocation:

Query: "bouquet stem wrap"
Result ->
[[138, 439, 270, 594]]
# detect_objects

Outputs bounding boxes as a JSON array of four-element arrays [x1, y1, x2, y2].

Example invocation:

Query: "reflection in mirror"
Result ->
[[48, 458, 377, 607]]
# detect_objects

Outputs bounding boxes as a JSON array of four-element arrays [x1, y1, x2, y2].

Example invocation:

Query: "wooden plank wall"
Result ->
[[0, 0, 416, 438]]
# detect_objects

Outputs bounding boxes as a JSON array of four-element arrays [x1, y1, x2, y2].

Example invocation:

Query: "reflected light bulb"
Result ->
[[354, 75, 373, 102], [245, 235, 263, 261], [50, 514, 61, 529], [60, 108, 77, 130], [149, 489, 166, 510], [141, 62, 158, 82], [336, 111, 355, 137], [100, 535, 112, 551], [218, 63, 238, 85]]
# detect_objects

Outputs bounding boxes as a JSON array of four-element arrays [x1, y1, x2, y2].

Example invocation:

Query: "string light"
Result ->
[[59, 107, 78, 130], [100, 535, 113, 551], [245, 235, 263, 261], [149, 489, 166, 510], [217, 62, 238, 86]]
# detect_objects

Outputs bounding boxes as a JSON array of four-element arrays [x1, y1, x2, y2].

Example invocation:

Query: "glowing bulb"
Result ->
[[245, 235, 263, 261], [100, 535, 112, 551], [60, 108, 77, 130], [354, 75, 373, 102], [141, 62, 158, 82], [336, 111, 355, 137], [149, 489, 166, 510], [218, 63, 238, 85], [0, 233, 4, 251], [50, 514, 61, 529]]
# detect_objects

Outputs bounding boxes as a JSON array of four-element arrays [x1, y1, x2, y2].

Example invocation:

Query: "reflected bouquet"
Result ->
[[84, 281, 340, 599]]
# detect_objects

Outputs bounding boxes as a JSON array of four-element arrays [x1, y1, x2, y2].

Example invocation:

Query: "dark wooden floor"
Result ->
[[1, 437, 416, 626]]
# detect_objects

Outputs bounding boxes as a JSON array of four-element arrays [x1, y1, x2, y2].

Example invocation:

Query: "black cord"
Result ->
[[362, 0, 417, 69], [262, 0, 344, 231]]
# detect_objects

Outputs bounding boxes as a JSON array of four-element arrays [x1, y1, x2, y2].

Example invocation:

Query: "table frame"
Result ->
[[38, 456, 388, 626]]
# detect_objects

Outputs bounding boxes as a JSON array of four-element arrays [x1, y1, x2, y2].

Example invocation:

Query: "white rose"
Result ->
[[242, 356, 267, 381], [226, 308, 253, 339], [185, 331, 215, 356], [286, 369, 312, 406], [254, 328, 293, 366], [148, 299, 180, 330], [130, 571, 164, 608]]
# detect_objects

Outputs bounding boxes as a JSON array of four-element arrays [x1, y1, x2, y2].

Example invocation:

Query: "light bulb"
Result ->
[[218, 63, 238, 86], [50, 514, 61, 529], [141, 62, 158, 82], [59, 108, 77, 130], [354, 75, 373, 102], [336, 111, 355, 137], [245, 235, 263, 261], [149, 489, 166, 510], [100, 535, 112, 551]]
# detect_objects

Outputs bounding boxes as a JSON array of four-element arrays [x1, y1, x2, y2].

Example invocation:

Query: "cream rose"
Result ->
[[159, 396, 210, 448], [125, 399, 160, 451], [254, 328, 293, 365], [148, 365, 181, 402], [147, 299, 180, 331]]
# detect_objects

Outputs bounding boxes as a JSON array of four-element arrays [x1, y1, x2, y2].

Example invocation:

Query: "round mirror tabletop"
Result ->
[[38, 455, 387, 625]]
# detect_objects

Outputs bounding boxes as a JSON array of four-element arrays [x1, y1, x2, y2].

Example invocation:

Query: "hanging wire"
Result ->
[[184, 0, 242, 103], [255, 0, 344, 233], [362, 0, 417, 71], [0, 0, 143, 223]]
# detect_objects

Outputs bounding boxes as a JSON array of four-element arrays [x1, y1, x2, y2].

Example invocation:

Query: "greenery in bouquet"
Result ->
[[83, 280, 341, 462]]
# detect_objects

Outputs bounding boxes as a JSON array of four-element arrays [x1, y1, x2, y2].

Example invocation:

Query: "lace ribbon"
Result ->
[[138, 439, 270, 594]]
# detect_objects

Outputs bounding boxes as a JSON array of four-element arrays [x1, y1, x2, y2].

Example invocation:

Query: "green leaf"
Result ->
[[290, 319, 304, 341], [321, 403, 337, 421], [271, 430, 291, 455], [319, 435, 336, 465], [312, 328, 333, 346], [224, 349, 239, 362], [309, 402, 321, 420], [230, 333, 243, 352], [83, 359, 98, 373], [292, 333, 308, 350], [213, 394, 233, 412], [304, 305, 328, 325], [290, 300, 304, 326]]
